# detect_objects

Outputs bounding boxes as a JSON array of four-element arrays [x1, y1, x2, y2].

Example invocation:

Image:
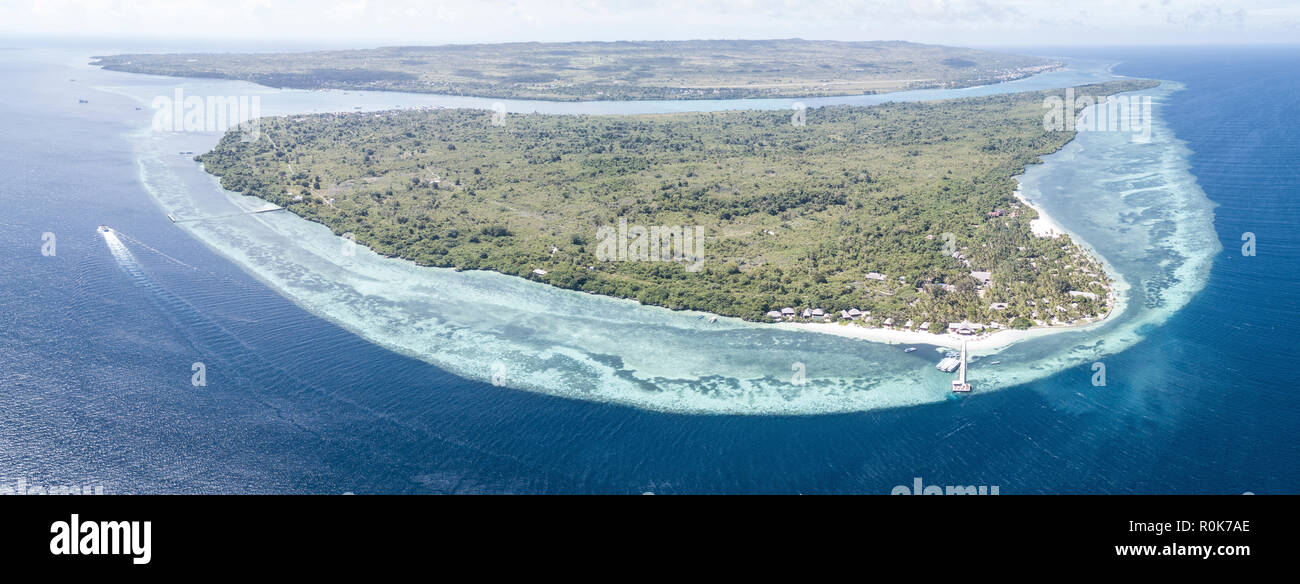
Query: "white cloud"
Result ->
[[3, 0, 1299, 45]]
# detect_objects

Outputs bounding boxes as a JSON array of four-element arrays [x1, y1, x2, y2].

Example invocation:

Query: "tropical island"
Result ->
[[195, 78, 1157, 333], [92, 39, 1060, 101]]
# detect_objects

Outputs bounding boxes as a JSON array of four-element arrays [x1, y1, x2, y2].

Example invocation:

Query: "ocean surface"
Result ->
[[0, 43, 1294, 493]]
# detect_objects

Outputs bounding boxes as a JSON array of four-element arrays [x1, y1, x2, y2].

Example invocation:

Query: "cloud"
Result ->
[[3, 0, 1298, 45]]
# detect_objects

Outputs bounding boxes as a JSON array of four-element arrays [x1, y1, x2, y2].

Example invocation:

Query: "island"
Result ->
[[194, 78, 1157, 333], [92, 39, 1060, 101]]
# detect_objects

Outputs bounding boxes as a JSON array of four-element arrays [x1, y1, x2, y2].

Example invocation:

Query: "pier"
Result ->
[[951, 341, 972, 393]]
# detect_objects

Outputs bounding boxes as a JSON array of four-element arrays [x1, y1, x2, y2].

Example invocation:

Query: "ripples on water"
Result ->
[[103, 64, 1220, 415], [4, 46, 1291, 494]]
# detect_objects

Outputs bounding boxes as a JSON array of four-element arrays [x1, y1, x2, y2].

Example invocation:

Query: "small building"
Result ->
[[970, 271, 992, 286], [904, 319, 915, 329], [811, 308, 825, 318], [766, 310, 784, 320], [989, 302, 1009, 310], [883, 317, 894, 327], [839, 310, 852, 319], [848, 308, 862, 318], [865, 272, 886, 281], [781, 307, 796, 317], [532, 269, 548, 276], [801, 308, 812, 319], [918, 321, 931, 331], [1068, 290, 1100, 300]]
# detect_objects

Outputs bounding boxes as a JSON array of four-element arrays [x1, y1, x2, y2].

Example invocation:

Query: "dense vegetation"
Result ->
[[94, 39, 1059, 101], [198, 80, 1157, 327]]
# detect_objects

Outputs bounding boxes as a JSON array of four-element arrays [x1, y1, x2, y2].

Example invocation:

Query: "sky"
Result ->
[[3, 0, 1299, 48]]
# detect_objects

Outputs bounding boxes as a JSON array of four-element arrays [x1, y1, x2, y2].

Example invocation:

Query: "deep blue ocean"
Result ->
[[0, 44, 1295, 493]]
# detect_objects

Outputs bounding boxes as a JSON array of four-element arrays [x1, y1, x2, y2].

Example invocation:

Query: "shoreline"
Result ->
[[172, 61, 1132, 360], [774, 176, 1127, 355]]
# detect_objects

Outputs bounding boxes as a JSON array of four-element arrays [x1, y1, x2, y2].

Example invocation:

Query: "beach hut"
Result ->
[[801, 308, 812, 319], [883, 318, 894, 327], [948, 322, 981, 335], [811, 308, 825, 318], [766, 310, 783, 320], [781, 307, 796, 317], [848, 308, 862, 318]]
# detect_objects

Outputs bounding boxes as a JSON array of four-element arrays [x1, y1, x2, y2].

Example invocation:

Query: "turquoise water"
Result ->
[[0, 44, 1292, 493], [111, 61, 1213, 414]]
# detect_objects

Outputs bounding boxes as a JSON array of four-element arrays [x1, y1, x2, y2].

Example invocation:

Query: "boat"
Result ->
[[990, 361, 1000, 365], [96, 225, 110, 233], [167, 214, 177, 222], [708, 316, 717, 323], [904, 347, 917, 353], [77, 99, 88, 104], [936, 357, 960, 372], [951, 341, 972, 392]]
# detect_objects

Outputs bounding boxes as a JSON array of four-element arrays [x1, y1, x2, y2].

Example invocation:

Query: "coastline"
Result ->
[[775, 176, 1128, 355], [114, 55, 1215, 415]]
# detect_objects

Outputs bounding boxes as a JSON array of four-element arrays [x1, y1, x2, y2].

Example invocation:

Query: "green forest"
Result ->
[[197, 79, 1156, 328], [94, 39, 1058, 101]]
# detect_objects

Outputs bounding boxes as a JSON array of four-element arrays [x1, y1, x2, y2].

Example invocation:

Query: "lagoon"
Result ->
[[0, 44, 1290, 493]]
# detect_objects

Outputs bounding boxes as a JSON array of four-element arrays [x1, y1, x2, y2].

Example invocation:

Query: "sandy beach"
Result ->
[[775, 318, 1106, 355], [776, 177, 1126, 356]]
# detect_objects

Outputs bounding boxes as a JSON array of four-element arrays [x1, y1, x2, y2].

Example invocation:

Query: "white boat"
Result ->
[[904, 347, 917, 353], [96, 225, 110, 233]]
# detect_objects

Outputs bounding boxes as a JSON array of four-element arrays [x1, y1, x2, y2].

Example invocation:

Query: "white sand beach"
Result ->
[[776, 177, 1125, 355], [775, 318, 1104, 354]]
